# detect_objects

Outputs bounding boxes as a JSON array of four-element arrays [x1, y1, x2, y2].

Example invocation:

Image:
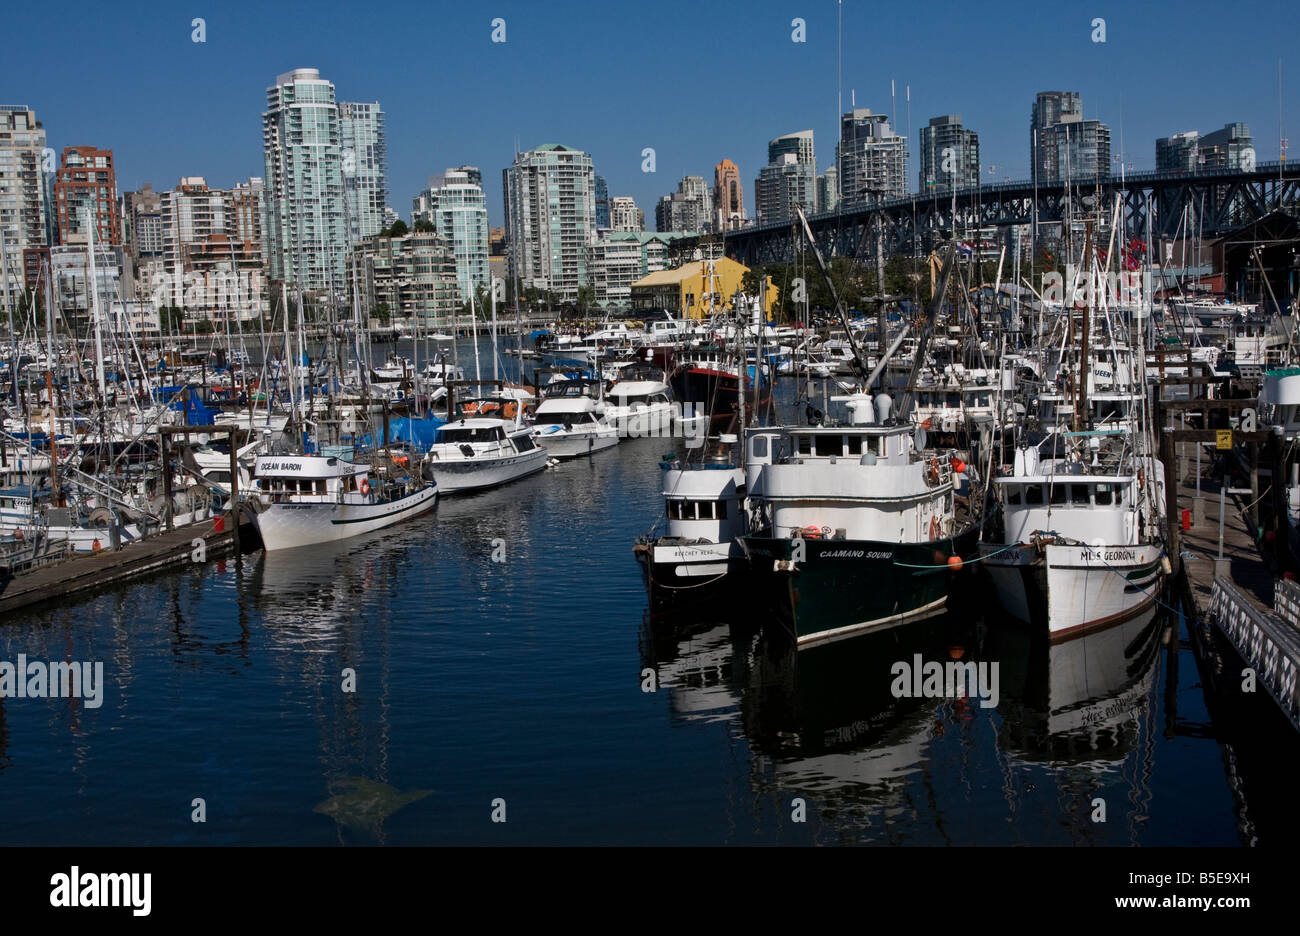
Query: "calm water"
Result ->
[[2, 343, 1296, 845]]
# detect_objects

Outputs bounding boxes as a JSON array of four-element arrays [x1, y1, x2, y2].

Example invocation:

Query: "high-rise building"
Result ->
[[502, 143, 596, 301], [713, 158, 745, 230], [1031, 91, 1110, 183], [262, 68, 347, 292], [836, 109, 907, 204], [0, 105, 53, 294], [754, 154, 815, 225], [1200, 123, 1255, 170], [122, 183, 164, 259], [816, 166, 839, 214], [919, 115, 979, 194], [655, 175, 710, 233], [610, 196, 644, 232], [594, 174, 610, 231], [338, 100, 387, 247], [768, 131, 815, 169], [1156, 131, 1200, 172], [357, 230, 461, 322], [54, 146, 120, 246], [411, 166, 489, 305]]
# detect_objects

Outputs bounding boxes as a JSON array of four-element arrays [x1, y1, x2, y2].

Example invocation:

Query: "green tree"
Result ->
[[412, 218, 436, 234], [383, 219, 409, 238], [576, 284, 597, 314]]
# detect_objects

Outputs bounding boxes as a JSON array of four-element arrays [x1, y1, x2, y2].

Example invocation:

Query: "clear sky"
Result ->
[[3, 0, 1295, 228]]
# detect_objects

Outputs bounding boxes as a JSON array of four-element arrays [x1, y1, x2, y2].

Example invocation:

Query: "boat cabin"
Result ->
[[252, 455, 370, 504]]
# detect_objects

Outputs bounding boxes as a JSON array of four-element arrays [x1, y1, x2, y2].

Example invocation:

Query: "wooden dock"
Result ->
[[1177, 474, 1274, 618], [0, 515, 242, 617]]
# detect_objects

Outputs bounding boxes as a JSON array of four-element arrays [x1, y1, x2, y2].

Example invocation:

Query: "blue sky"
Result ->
[[2, 0, 1295, 227]]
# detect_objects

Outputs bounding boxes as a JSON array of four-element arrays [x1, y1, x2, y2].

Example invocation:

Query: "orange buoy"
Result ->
[[951, 457, 966, 474], [947, 555, 963, 571], [92, 539, 102, 552], [948, 644, 965, 660]]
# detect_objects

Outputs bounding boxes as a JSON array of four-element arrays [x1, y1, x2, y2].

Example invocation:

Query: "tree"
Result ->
[[576, 284, 597, 315], [412, 218, 436, 234], [382, 220, 409, 238], [374, 301, 391, 324]]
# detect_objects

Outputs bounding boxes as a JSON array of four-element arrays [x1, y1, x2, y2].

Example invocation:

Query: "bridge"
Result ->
[[721, 162, 1300, 266]]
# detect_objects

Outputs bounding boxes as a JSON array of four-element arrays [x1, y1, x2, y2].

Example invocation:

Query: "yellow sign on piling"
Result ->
[[1216, 429, 1233, 451]]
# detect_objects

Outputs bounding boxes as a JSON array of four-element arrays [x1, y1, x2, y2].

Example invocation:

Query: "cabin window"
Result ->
[[1071, 484, 1089, 504], [751, 435, 768, 459], [1095, 484, 1113, 506], [797, 435, 812, 456], [1025, 485, 1044, 505], [946, 393, 961, 407], [877, 436, 888, 457], [316, 480, 326, 495], [846, 435, 862, 455], [715, 499, 728, 519], [515, 434, 536, 452], [814, 435, 840, 457], [1050, 484, 1068, 505], [1007, 487, 1022, 505]]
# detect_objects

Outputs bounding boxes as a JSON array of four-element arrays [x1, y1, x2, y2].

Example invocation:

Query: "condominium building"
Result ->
[[768, 130, 815, 170], [713, 158, 745, 230], [655, 175, 710, 233], [1031, 92, 1110, 183], [356, 230, 461, 322], [816, 166, 839, 214], [0, 105, 53, 295], [754, 154, 815, 224], [919, 115, 980, 193], [122, 183, 165, 259], [1156, 131, 1200, 172], [610, 196, 644, 232], [1200, 123, 1255, 170], [502, 143, 596, 301], [54, 146, 120, 246], [836, 109, 907, 205], [262, 68, 347, 292], [595, 174, 610, 231], [411, 166, 489, 305], [338, 100, 387, 245], [587, 231, 680, 306]]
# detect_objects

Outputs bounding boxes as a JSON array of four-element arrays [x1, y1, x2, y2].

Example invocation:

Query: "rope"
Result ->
[[892, 542, 1022, 569]]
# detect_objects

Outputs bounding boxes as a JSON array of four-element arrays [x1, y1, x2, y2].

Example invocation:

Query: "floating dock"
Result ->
[[0, 514, 242, 617]]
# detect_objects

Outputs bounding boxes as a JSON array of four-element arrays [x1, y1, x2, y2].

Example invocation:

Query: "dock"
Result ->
[[0, 514, 244, 617], [1167, 427, 1300, 734]]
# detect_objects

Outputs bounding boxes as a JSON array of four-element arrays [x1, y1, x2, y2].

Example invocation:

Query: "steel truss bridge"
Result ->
[[721, 162, 1300, 266]]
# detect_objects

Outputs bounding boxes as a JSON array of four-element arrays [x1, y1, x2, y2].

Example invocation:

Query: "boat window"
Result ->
[[1025, 485, 1044, 505], [797, 435, 812, 455], [1071, 484, 1089, 504], [814, 434, 840, 457], [668, 500, 685, 520], [515, 434, 536, 452], [846, 435, 862, 455], [877, 436, 888, 457], [316, 480, 326, 495], [696, 501, 714, 520], [1050, 484, 1068, 505], [1007, 486, 1022, 505], [946, 393, 961, 407], [1095, 484, 1113, 505], [715, 499, 727, 519], [751, 435, 768, 459], [977, 394, 990, 407]]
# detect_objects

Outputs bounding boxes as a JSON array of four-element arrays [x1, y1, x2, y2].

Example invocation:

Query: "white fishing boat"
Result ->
[[634, 438, 747, 602], [424, 416, 548, 494], [251, 453, 437, 551]]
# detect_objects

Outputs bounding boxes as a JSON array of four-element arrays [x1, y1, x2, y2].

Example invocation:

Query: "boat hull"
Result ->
[[745, 524, 980, 648], [981, 541, 1165, 642], [531, 428, 619, 459], [426, 448, 549, 494], [256, 485, 438, 551], [635, 539, 747, 605]]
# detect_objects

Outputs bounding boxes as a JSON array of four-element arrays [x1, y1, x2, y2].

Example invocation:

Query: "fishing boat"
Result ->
[[634, 437, 747, 604], [605, 364, 676, 437], [251, 453, 437, 551], [743, 392, 980, 648]]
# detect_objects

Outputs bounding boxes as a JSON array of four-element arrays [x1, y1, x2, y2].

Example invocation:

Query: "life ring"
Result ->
[[802, 525, 822, 539], [929, 516, 941, 541], [929, 458, 941, 483], [359, 478, 370, 496]]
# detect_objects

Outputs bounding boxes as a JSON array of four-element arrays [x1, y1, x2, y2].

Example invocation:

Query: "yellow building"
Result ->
[[629, 257, 778, 320]]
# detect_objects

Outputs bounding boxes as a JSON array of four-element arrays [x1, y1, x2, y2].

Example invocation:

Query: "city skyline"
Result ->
[[1, 0, 1296, 234]]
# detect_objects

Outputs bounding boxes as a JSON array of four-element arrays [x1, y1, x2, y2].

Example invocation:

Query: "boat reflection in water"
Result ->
[[642, 599, 1168, 844]]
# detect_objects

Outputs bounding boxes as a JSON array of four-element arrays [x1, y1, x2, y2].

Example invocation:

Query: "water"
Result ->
[[1, 342, 1295, 845]]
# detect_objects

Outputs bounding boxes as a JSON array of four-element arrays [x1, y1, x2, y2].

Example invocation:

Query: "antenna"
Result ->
[[891, 78, 897, 128]]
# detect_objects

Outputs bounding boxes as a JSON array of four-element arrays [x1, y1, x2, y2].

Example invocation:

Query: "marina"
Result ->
[[2, 1, 1299, 876]]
